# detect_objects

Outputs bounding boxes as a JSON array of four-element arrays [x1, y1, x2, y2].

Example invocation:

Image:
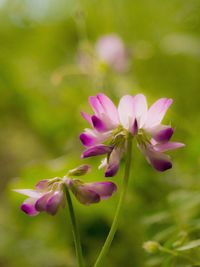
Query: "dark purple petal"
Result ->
[[81, 145, 112, 158], [149, 156, 172, 172], [86, 182, 117, 199], [91, 115, 107, 132], [46, 191, 64, 216], [131, 119, 138, 135], [105, 163, 119, 177], [153, 127, 174, 142]]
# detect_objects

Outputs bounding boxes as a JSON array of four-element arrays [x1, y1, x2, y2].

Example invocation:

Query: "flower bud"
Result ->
[[68, 165, 91, 176], [143, 241, 160, 254]]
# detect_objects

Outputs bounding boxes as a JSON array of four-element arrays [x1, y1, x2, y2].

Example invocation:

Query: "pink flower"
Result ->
[[14, 165, 117, 216], [96, 34, 128, 73], [80, 93, 184, 176]]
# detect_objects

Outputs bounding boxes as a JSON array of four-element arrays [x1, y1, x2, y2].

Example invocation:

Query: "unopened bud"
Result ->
[[68, 165, 91, 176], [143, 241, 160, 254]]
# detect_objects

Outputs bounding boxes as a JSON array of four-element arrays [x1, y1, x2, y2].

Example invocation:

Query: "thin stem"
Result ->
[[160, 246, 200, 265], [66, 189, 84, 267], [94, 134, 133, 267]]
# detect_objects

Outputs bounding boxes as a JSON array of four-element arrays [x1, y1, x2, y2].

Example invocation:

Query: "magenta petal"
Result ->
[[91, 115, 107, 132], [81, 145, 112, 158], [80, 133, 96, 147], [21, 199, 39, 216], [153, 127, 174, 142], [46, 191, 64, 216], [86, 182, 117, 199]]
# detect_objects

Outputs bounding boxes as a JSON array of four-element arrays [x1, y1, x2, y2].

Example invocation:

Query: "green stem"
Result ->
[[66, 189, 84, 267], [94, 134, 133, 267]]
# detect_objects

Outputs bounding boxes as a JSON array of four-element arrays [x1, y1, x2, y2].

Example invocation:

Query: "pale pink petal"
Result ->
[[144, 98, 173, 128], [96, 93, 119, 124], [132, 94, 147, 128], [89, 96, 104, 115], [118, 95, 134, 129], [14, 189, 42, 198], [154, 142, 185, 152]]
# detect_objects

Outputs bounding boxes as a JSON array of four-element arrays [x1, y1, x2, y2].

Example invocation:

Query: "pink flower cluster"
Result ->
[[14, 165, 116, 216], [80, 93, 184, 176]]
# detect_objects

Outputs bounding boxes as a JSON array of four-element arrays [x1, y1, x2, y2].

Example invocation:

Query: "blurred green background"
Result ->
[[0, 0, 200, 266]]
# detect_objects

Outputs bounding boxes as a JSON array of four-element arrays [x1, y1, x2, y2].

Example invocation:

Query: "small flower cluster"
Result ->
[[80, 93, 184, 176], [14, 165, 116, 216]]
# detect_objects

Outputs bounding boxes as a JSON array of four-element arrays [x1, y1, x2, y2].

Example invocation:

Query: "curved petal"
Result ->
[[85, 182, 117, 200], [81, 145, 112, 158], [118, 95, 134, 129], [14, 189, 42, 198], [139, 145, 172, 172], [70, 182, 100, 205], [144, 98, 173, 128], [35, 192, 52, 212], [154, 142, 185, 152], [46, 191, 64, 215], [21, 198, 39, 216], [80, 132, 97, 147], [89, 95, 104, 115], [148, 125, 174, 142], [91, 115, 107, 132], [105, 147, 123, 177]]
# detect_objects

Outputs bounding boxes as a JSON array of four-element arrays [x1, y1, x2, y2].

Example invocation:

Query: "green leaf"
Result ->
[[176, 239, 200, 251]]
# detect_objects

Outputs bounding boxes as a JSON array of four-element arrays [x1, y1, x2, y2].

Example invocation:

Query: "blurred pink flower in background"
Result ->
[[96, 34, 129, 73]]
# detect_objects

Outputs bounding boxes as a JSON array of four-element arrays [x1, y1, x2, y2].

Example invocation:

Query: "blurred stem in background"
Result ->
[[94, 133, 133, 267], [66, 189, 84, 267]]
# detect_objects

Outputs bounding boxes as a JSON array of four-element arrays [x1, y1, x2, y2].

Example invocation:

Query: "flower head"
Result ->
[[14, 165, 117, 216], [80, 93, 184, 176]]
